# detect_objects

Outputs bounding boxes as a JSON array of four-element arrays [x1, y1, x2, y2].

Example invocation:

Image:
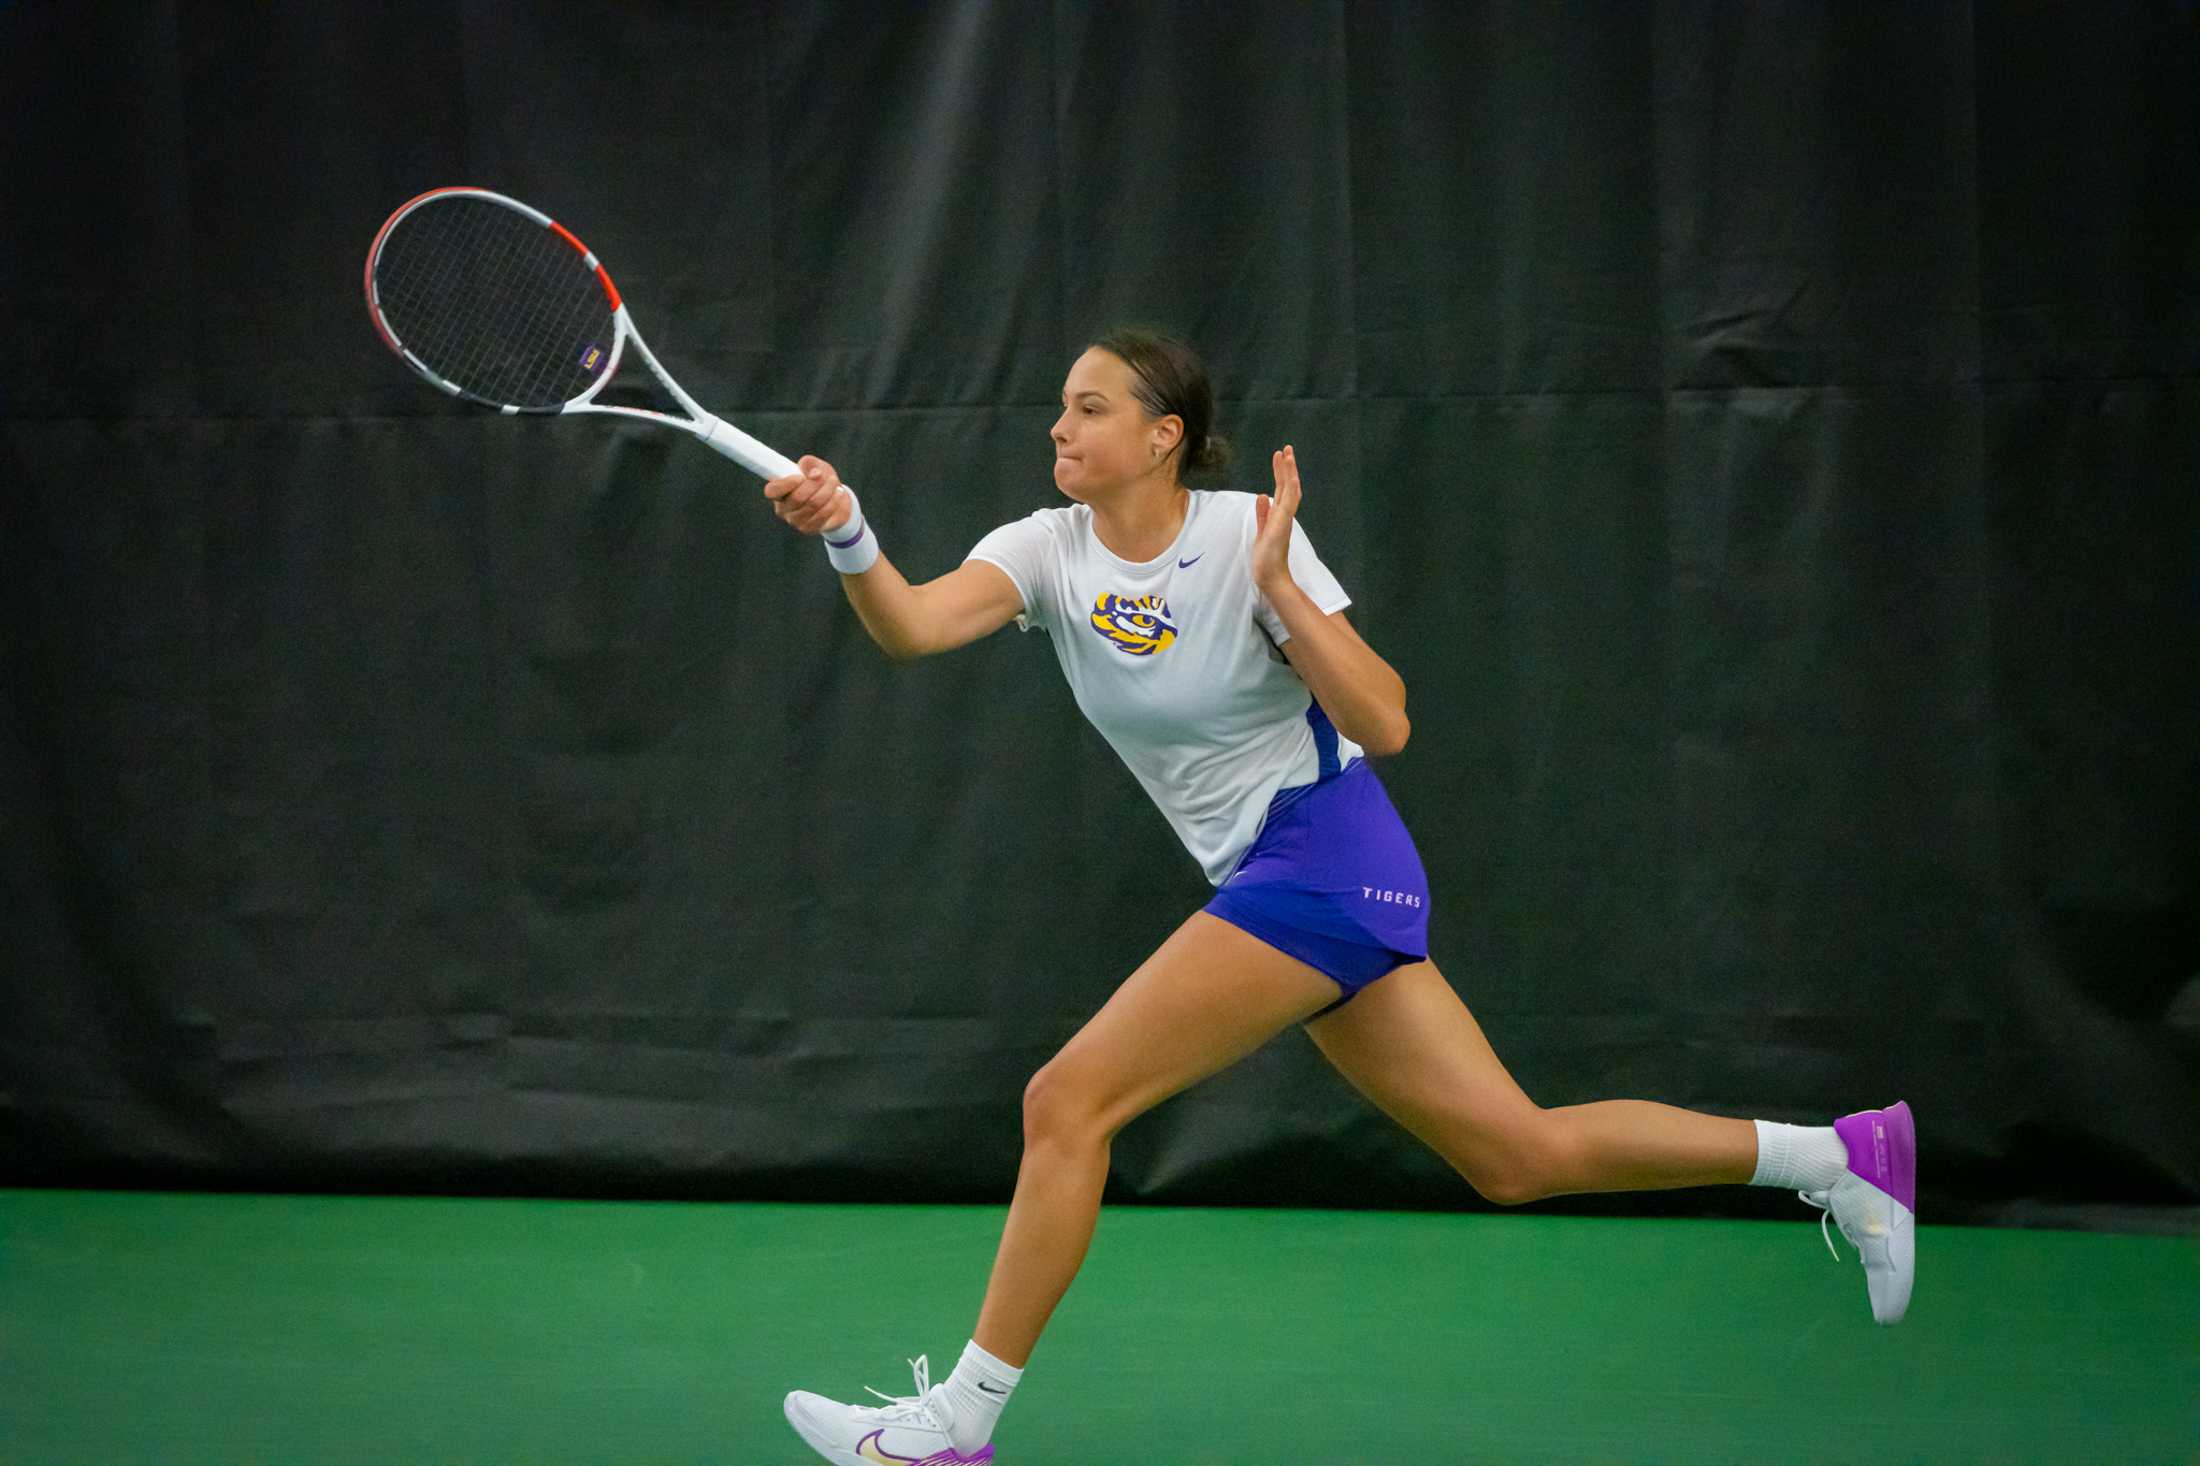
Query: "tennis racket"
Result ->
[[364, 186, 802, 481]]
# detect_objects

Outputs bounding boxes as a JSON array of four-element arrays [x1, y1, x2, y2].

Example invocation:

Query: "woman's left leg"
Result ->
[[1302, 957, 1918, 1325], [1303, 959, 1756, 1204]]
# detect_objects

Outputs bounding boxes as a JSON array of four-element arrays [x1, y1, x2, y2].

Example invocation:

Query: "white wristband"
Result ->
[[822, 488, 879, 574]]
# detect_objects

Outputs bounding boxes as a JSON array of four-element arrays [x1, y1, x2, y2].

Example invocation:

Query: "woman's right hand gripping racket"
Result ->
[[364, 186, 830, 498]]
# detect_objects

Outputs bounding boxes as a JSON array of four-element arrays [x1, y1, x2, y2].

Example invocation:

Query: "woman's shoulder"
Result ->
[[981, 500, 1085, 542], [1031, 501, 1089, 530], [1188, 488, 1260, 542], [1192, 488, 1262, 523]]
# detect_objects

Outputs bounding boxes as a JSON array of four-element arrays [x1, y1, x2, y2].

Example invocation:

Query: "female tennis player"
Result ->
[[769, 330, 1915, 1464]]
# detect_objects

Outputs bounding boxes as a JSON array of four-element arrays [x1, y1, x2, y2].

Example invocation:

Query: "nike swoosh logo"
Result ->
[[857, 1428, 991, 1464], [977, 1381, 1009, 1394], [1178, 553, 1204, 568], [857, 1431, 915, 1464]]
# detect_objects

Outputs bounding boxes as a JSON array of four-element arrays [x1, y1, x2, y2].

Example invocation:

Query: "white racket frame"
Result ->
[[366, 186, 802, 482]]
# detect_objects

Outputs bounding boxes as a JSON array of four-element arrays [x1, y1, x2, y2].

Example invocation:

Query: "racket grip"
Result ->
[[696, 414, 802, 481]]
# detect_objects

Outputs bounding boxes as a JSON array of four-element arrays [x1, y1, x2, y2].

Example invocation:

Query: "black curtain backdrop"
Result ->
[[2, 2, 2194, 1227]]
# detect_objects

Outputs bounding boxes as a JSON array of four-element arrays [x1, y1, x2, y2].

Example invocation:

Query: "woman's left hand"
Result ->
[[1251, 444, 1302, 595]]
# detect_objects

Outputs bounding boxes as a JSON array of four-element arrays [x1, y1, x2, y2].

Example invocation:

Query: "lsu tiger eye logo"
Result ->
[[1089, 593, 1178, 656]]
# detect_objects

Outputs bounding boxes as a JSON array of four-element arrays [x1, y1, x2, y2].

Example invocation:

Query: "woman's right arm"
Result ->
[[765, 455, 1026, 660]]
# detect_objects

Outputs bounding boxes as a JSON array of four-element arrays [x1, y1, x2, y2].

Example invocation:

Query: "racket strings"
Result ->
[[423, 202, 599, 406], [374, 197, 615, 410]]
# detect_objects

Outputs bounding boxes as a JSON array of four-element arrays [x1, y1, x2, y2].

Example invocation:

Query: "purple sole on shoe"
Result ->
[[1834, 1101, 1916, 1213]]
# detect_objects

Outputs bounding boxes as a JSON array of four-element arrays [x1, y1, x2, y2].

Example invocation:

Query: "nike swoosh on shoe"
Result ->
[[857, 1428, 993, 1465]]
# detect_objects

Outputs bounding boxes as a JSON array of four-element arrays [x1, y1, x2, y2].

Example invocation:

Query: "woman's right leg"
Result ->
[[785, 912, 1342, 1464], [970, 911, 1342, 1366]]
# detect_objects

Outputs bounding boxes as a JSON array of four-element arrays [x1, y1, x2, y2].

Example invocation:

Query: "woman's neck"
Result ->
[[1089, 476, 1190, 563]]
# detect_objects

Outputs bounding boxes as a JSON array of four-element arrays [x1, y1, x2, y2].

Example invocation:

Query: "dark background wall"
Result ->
[[3, 2, 2194, 1227]]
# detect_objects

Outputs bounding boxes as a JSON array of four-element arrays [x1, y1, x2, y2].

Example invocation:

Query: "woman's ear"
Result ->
[[1151, 414, 1184, 459]]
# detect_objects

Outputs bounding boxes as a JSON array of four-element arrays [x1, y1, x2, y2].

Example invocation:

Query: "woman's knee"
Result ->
[[1021, 1059, 1114, 1150], [1455, 1108, 1579, 1207]]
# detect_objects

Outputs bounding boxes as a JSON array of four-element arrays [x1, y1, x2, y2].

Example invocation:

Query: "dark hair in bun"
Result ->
[[1091, 327, 1232, 482]]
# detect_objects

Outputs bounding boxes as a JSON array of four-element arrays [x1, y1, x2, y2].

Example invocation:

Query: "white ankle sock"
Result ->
[[938, 1339, 1022, 1451], [1750, 1121, 1850, 1192]]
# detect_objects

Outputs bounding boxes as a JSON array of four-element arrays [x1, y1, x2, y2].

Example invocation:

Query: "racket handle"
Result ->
[[696, 414, 802, 481]]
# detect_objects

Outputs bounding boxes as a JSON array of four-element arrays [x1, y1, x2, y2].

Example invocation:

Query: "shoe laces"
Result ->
[[1799, 1189, 1843, 1260], [860, 1354, 946, 1426]]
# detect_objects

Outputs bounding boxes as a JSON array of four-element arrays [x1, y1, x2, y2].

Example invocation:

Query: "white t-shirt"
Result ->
[[967, 489, 1360, 884]]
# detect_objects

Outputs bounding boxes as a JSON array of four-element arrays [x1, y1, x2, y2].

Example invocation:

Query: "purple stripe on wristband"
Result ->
[[826, 521, 867, 549]]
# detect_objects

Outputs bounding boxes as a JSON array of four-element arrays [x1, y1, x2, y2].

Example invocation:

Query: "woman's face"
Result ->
[[1050, 348, 1180, 502]]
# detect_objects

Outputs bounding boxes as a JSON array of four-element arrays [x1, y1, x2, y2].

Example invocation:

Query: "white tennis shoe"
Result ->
[[784, 1355, 994, 1465], [1801, 1101, 1916, 1325]]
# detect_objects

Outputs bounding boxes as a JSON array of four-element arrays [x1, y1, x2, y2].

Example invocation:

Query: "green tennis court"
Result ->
[[3, 1189, 2190, 1463]]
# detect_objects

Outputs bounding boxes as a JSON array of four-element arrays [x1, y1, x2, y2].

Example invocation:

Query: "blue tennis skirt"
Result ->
[[1204, 758, 1430, 1013]]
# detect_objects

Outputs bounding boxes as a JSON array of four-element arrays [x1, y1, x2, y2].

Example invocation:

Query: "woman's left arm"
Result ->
[[1253, 446, 1411, 757]]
